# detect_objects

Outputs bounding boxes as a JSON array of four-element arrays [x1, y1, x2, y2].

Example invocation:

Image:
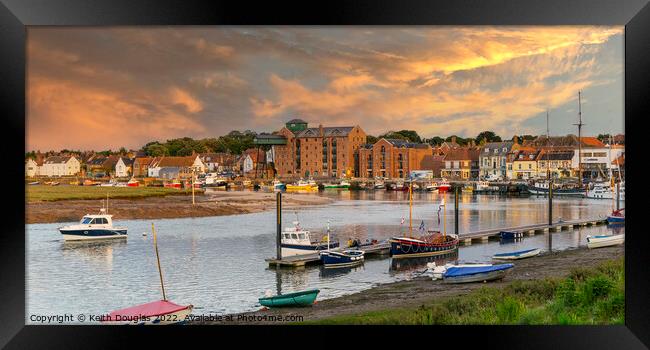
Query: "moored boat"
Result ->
[[103, 300, 193, 325], [436, 179, 451, 193], [127, 178, 139, 187], [374, 179, 386, 189], [259, 289, 320, 308], [59, 203, 127, 241], [441, 263, 514, 283], [606, 209, 625, 224], [286, 179, 318, 191], [499, 231, 524, 240], [492, 248, 541, 260], [280, 220, 339, 257], [586, 234, 624, 249], [527, 180, 585, 196], [320, 250, 364, 268]]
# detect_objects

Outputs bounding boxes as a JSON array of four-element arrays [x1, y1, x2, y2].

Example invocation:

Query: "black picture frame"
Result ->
[[2, 0, 649, 348]]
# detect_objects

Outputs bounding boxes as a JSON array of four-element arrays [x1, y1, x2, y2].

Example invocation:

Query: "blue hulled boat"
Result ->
[[442, 264, 514, 284], [499, 231, 523, 240], [59, 207, 127, 241], [319, 250, 364, 268], [606, 209, 625, 224]]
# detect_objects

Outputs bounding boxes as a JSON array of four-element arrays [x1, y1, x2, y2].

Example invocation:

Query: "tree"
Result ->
[[366, 135, 378, 144], [426, 136, 445, 146], [475, 131, 502, 144], [379, 130, 422, 143]]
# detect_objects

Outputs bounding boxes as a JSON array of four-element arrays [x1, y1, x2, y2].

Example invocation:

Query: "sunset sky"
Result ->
[[27, 26, 624, 151]]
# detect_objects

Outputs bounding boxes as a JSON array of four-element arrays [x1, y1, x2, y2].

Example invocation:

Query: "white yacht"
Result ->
[[59, 208, 128, 241]]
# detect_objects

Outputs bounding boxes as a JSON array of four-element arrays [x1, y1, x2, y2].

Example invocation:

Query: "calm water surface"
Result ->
[[26, 191, 623, 323]]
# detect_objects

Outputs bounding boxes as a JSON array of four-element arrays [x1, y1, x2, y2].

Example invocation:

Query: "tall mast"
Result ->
[[408, 180, 413, 238], [546, 109, 551, 180], [574, 91, 585, 187]]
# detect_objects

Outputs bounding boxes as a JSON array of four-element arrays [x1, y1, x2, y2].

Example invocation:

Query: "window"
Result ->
[[82, 217, 92, 224], [291, 234, 298, 239]]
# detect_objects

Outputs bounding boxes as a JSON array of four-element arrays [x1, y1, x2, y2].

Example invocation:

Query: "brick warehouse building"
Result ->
[[272, 119, 367, 178], [357, 138, 434, 179]]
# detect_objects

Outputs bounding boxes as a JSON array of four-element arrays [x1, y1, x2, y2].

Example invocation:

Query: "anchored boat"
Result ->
[[493, 248, 541, 260], [587, 234, 624, 249], [259, 289, 320, 308], [280, 220, 339, 257], [606, 209, 625, 224], [319, 221, 364, 268], [441, 263, 514, 283], [389, 181, 459, 259], [499, 231, 524, 240], [59, 197, 127, 241], [286, 179, 318, 191]]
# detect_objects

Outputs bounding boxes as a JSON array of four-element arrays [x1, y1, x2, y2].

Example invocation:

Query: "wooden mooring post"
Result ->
[[548, 180, 553, 252], [276, 191, 282, 260], [454, 186, 459, 235]]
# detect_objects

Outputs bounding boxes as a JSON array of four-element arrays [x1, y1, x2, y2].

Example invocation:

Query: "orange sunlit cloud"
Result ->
[[27, 26, 623, 151]]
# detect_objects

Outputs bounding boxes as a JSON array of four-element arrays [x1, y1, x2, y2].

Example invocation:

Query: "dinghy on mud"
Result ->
[[492, 248, 541, 260]]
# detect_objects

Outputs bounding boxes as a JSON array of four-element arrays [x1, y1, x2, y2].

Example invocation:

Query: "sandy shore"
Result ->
[[193, 245, 624, 324], [26, 191, 334, 224]]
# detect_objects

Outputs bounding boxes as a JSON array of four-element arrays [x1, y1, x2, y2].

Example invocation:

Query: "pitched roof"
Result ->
[[383, 138, 431, 149], [296, 126, 355, 138], [44, 155, 75, 164], [243, 148, 266, 163], [154, 156, 198, 167], [443, 147, 481, 161], [579, 137, 605, 148], [134, 157, 154, 167], [524, 135, 605, 148]]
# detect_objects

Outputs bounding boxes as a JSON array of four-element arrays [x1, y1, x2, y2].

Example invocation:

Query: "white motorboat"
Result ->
[[59, 208, 127, 241], [280, 221, 339, 257], [586, 182, 625, 200], [586, 234, 625, 249]]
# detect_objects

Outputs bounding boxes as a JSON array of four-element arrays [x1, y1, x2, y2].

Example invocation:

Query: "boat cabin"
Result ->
[[79, 214, 114, 227], [282, 221, 319, 244]]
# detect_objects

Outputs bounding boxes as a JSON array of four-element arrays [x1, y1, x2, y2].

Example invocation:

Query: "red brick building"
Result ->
[[357, 138, 433, 179]]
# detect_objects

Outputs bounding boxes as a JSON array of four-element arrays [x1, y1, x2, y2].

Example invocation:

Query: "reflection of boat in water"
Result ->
[[319, 264, 364, 278]]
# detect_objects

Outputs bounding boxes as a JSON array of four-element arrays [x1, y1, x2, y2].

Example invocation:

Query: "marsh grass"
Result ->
[[304, 258, 624, 325], [27, 185, 201, 202]]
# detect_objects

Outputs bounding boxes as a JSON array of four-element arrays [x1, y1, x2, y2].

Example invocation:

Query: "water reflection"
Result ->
[[27, 193, 622, 320]]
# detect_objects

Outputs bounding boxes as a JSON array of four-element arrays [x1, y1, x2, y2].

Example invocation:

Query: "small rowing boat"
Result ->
[[320, 250, 364, 268], [586, 234, 624, 249], [492, 248, 541, 260], [259, 289, 320, 308], [606, 209, 624, 224], [442, 263, 514, 284]]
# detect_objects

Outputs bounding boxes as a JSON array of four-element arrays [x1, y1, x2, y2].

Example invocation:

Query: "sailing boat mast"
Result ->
[[574, 91, 585, 187], [408, 180, 413, 238], [151, 223, 167, 301]]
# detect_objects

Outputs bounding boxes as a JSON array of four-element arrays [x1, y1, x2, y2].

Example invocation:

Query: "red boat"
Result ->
[[164, 181, 182, 189], [103, 300, 193, 325], [127, 178, 139, 187], [436, 180, 451, 193]]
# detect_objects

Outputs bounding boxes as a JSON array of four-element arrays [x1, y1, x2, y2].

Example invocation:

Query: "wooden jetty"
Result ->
[[266, 242, 390, 268], [458, 217, 608, 245]]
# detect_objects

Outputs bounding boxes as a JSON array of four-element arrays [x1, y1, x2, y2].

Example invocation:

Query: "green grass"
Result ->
[[302, 258, 624, 325], [26, 185, 203, 202]]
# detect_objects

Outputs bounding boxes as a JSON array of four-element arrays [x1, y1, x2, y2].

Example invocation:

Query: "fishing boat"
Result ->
[[436, 179, 451, 193], [204, 173, 227, 187], [499, 231, 524, 240], [104, 223, 192, 325], [126, 178, 139, 187], [280, 220, 339, 257], [319, 221, 364, 268], [59, 197, 127, 241], [259, 289, 320, 308], [527, 181, 585, 196], [324, 180, 351, 189], [586, 182, 624, 200], [441, 263, 514, 283], [286, 179, 318, 191], [492, 248, 541, 260], [606, 209, 625, 224], [586, 234, 624, 249], [374, 179, 386, 189], [389, 181, 459, 259], [425, 182, 437, 191]]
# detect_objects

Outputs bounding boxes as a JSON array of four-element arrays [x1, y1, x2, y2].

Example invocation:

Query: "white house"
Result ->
[[242, 154, 254, 173], [40, 156, 81, 177], [115, 157, 133, 178], [25, 158, 41, 177], [147, 156, 206, 178]]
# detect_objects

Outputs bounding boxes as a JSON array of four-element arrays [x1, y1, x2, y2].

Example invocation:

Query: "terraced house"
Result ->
[[272, 119, 367, 178], [479, 141, 516, 180], [357, 138, 434, 179], [441, 147, 481, 179]]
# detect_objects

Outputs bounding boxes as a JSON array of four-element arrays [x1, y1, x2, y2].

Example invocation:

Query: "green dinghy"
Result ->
[[259, 289, 320, 308]]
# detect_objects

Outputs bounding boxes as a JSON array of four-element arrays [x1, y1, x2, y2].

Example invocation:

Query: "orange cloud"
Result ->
[[169, 87, 204, 113]]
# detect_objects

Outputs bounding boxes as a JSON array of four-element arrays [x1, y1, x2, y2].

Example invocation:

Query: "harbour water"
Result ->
[[26, 191, 623, 323]]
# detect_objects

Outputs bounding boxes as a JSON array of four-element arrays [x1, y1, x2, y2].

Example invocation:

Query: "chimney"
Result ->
[[319, 124, 324, 137]]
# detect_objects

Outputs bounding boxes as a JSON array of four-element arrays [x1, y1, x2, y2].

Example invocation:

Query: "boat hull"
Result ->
[[320, 250, 364, 268], [443, 269, 509, 284], [60, 228, 128, 241], [259, 289, 320, 308], [103, 302, 193, 325], [389, 236, 459, 259], [493, 248, 541, 260], [499, 231, 524, 240], [528, 187, 585, 196], [606, 215, 625, 224], [281, 242, 340, 257], [587, 234, 624, 249]]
